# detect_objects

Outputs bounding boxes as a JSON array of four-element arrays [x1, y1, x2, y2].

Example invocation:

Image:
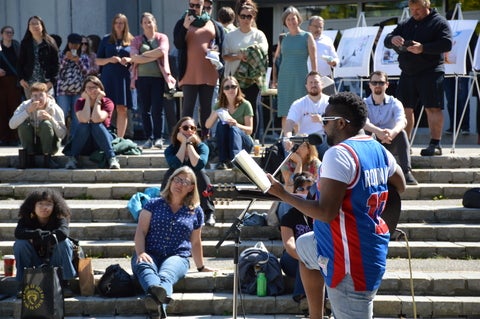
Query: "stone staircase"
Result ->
[[0, 144, 479, 318]]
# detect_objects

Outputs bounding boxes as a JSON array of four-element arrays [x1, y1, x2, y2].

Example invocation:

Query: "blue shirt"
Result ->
[[144, 197, 203, 258]]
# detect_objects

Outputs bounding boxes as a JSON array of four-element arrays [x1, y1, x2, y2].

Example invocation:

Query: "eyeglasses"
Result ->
[[173, 176, 193, 186], [223, 85, 238, 90], [36, 201, 54, 208], [86, 85, 98, 91], [204, 6, 212, 11], [81, 42, 88, 45], [181, 125, 197, 131], [321, 116, 351, 126], [370, 81, 386, 86], [239, 14, 253, 20], [3, 31, 14, 35], [189, 3, 202, 9], [296, 185, 312, 192]]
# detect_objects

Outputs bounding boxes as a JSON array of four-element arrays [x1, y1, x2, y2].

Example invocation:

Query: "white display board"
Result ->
[[373, 25, 401, 76], [445, 20, 478, 75], [334, 26, 379, 78], [323, 30, 338, 43], [474, 33, 480, 71]]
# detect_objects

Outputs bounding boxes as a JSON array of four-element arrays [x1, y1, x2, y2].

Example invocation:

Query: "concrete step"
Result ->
[[1, 167, 479, 185], [1, 238, 479, 259], [1, 221, 478, 242], [1, 199, 479, 223], [0, 182, 477, 200], [1, 292, 479, 318], [1, 143, 480, 169]]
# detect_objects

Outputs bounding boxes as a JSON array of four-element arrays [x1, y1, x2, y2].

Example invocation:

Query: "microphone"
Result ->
[[283, 133, 323, 145]]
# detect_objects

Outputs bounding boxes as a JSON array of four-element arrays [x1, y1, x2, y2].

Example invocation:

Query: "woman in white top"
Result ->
[[222, 2, 268, 137]]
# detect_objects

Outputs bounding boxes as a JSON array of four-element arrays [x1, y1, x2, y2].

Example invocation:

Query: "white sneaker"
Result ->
[[108, 157, 120, 169], [154, 138, 164, 149], [65, 156, 77, 169]]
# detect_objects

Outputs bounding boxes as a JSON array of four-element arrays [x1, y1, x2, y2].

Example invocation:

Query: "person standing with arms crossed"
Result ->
[[384, 0, 452, 156], [267, 92, 406, 319]]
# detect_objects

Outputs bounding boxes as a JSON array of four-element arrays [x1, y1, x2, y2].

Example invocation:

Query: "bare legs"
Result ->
[[116, 105, 128, 138], [299, 261, 325, 319]]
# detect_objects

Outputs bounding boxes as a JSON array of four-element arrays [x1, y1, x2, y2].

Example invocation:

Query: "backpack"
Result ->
[[463, 188, 480, 208], [238, 241, 284, 296], [97, 264, 135, 297], [260, 141, 285, 182]]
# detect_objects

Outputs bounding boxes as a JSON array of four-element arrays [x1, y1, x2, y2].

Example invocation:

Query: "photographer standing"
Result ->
[[384, 0, 452, 156]]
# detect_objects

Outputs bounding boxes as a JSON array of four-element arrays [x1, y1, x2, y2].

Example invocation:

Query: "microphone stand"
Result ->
[[272, 143, 300, 178], [215, 198, 256, 319]]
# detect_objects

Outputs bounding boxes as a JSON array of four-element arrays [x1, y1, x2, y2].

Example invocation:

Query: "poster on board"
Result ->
[[373, 25, 401, 76], [334, 26, 379, 78], [445, 20, 478, 75]]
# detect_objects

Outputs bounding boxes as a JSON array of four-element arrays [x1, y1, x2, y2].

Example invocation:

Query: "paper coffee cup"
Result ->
[[253, 145, 261, 156], [3, 255, 15, 277]]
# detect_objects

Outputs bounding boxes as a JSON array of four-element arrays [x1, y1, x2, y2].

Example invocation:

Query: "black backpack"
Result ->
[[238, 242, 284, 296], [463, 188, 480, 208], [98, 264, 135, 297], [260, 141, 285, 182]]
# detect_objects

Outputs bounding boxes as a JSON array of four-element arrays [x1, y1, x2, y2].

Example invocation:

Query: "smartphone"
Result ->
[[188, 9, 196, 16]]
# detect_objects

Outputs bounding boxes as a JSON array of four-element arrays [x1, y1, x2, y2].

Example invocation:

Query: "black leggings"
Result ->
[[181, 84, 215, 137]]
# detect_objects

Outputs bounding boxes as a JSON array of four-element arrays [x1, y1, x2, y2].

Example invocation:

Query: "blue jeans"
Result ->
[[68, 122, 115, 159], [444, 76, 469, 131], [297, 232, 376, 319], [215, 122, 254, 163], [280, 250, 305, 301], [57, 94, 80, 136], [326, 275, 377, 319], [13, 238, 77, 281], [131, 253, 190, 298]]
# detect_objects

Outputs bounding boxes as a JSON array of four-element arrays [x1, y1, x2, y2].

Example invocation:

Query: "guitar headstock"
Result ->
[[204, 183, 239, 205]]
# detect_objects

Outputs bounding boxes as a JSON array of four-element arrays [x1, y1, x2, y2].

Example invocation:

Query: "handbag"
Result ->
[[97, 264, 135, 297], [21, 265, 64, 319]]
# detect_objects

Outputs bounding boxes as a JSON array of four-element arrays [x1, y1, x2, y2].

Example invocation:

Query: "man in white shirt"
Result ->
[[364, 71, 418, 185], [307, 16, 339, 95], [284, 71, 330, 159]]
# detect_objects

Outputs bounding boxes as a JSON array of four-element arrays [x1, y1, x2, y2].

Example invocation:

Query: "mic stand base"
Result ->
[[215, 199, 256, 319]]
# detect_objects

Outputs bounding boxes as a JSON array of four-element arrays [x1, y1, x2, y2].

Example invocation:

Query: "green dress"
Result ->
[[277, 31, 310, 117]]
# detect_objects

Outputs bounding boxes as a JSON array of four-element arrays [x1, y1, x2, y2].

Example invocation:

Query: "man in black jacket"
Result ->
[[384, 0, 452, 156]]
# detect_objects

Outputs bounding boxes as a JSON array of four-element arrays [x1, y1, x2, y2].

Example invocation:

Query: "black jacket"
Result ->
[[384, 9, 452, 75], [18, 38, 59, 84], [173, 16, 225, 83]]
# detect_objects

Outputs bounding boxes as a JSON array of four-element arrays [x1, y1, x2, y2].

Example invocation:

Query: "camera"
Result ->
[[397, 40, 414, 52], [188, 9, 196, 16]]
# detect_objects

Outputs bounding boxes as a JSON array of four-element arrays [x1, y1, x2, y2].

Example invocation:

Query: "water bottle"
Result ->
[[256, 272, 267, 297]]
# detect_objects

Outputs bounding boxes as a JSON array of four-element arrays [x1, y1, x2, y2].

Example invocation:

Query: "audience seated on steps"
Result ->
[[63, 75, 120, 169], [13, 188, 77, 297], [9, 82, 66, 169], [131, 166, 216, 319], [162, 116, 216, 227]]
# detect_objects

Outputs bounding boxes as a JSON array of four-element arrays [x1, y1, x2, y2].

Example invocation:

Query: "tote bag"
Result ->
[[21, 265, 64, 319]]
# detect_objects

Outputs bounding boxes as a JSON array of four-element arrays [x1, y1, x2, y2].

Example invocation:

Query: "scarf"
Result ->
[[182, 10, 211, 28]]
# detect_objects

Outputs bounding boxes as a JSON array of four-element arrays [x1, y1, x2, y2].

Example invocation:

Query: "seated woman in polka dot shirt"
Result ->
[[131, 166, 215, 319]]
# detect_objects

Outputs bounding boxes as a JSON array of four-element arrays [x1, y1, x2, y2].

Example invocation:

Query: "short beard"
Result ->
[[309, 90, 320, 97]]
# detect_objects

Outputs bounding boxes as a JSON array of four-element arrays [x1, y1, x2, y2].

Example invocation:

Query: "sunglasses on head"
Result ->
[[239, 14, 253, 20], [223, 84, 238, 91], [189, 3, 202, 9], [370, 81, 386, 86], [181, 125, 197, 131]]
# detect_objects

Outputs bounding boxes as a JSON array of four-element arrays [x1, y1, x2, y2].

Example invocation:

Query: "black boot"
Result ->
[[27, 154, 36, 168], [43, 154, 59, 169], [17, 149, 27, 169]]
